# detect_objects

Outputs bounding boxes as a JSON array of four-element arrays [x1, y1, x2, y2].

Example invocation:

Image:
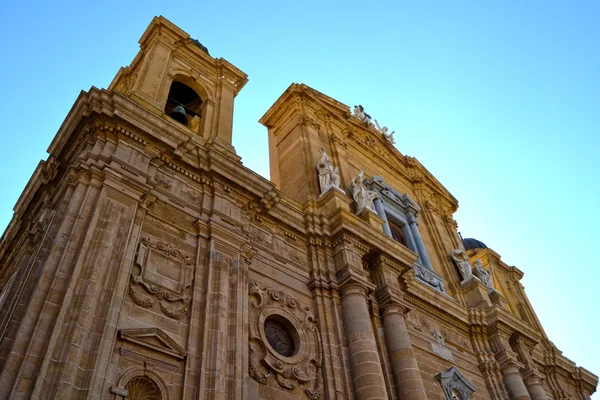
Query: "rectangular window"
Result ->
[[388, 218, 407, 246]]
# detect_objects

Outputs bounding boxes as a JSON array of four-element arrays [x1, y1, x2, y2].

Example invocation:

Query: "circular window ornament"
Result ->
[[264, 315, 299, 357]]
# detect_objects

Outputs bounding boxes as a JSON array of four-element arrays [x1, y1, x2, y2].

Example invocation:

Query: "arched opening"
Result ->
[[125, 375, 162, 400], [164, 80, 203, 129]]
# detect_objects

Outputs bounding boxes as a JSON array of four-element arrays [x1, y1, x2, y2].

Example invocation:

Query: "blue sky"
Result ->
[[1, 0, 598, 394]]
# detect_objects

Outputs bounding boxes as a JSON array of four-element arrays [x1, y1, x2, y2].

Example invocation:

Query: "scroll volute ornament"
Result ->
[[248, 282, 323, 399]]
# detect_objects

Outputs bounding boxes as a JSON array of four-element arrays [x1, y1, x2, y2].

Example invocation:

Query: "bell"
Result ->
[[169, 105, 188, 125]]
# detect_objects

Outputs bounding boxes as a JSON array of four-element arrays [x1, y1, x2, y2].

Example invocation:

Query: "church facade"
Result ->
[[0, 16, 596, 400]]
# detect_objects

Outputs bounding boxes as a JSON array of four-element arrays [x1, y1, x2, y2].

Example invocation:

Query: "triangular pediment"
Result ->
[[261, 83, 458, 210], [118, 328, 187, 360]]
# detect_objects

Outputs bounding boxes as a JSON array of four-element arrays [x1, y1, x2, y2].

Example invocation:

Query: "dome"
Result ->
[[462, 238, 488, 251]]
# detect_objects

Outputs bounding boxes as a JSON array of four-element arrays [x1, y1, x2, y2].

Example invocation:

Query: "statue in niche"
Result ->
[[451, 246, 473, 282], [351, 171, 378, 214], [473, 259, 494, 290], [316, 148, 341, 194], [374, 120, 396, 144]]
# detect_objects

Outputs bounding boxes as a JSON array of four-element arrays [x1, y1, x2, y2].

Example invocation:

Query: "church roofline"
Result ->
[[110, 16, 248, 95], [260, 83, 459, 211]]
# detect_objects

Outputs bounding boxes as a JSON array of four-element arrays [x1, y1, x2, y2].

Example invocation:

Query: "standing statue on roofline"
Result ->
[[352, 105, 373, 127], [374, 119, 396, 144]]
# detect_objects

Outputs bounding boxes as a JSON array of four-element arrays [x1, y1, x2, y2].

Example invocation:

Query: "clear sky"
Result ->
[[1, 0, 598, 395]]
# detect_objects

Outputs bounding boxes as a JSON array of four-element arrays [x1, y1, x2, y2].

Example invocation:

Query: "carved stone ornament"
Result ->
[[374, 119, 395, 144], [431, 328, 454, 361], [414, 263, 446, 294], [128, 237, 193, 320], [451, 246, 474, 282], [248, 282, 323, 399], [434, 366, 476, 400], [473, 259, 494, 291], [125, 376, 158, 400], [316, 148, 342, 195], [352, 104, 373, 127], [352, 171, 378, 214]]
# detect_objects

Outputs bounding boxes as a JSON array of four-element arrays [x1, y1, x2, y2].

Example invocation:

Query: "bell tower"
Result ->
[[109, 16, 248, 153]]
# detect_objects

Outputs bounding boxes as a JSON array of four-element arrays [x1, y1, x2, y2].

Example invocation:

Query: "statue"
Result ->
[[374, 119, 396, 144], [351, 171, 377, 214], [473, 259, 494, 290], [316, 149, 341, 194], [352, 105, 373, 127], [451, 246, 473, 282], [331, 167, 340, 188]]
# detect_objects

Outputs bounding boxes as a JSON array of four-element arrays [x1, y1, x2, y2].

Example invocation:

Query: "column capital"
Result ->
[[374, 286, 410, 316], [336, 267, 375, 298], [406, 213, 418, 224], [522, 367, 544, 383]]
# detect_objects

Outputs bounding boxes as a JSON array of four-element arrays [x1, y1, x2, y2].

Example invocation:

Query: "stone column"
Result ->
[[340, 283, 389, 400], [512, 337, 547, 400], [401, 223, 420, 259], [501, 363, 531, 400], [381, 304, 427, 400], [524, 373, 548, 400], [491, 332, 531, 400], [373, 197, 392, 236], [407, 215, 432, 269]]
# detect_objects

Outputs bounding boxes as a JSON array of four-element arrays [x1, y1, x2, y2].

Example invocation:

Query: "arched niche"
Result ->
[[111, 366, 169, 400]]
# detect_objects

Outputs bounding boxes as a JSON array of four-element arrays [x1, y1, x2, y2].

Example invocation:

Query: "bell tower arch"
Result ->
[[109, 16, 247, 152]]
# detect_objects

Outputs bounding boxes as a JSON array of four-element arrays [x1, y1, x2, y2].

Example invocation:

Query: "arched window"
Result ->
[[164, 80, 203, 130]]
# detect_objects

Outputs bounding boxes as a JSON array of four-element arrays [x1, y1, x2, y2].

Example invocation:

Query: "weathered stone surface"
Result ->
[[0, 15, 596, 400]]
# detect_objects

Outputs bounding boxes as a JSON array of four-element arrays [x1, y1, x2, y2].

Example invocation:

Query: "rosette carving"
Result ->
[[248, 282, 323, 399]]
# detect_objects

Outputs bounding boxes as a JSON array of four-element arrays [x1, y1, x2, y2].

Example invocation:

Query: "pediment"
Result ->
[[303, 86, 458, 208], [260, 83, 459, 210], [118, 328, 187, 360], [435, 366, 476, 400]]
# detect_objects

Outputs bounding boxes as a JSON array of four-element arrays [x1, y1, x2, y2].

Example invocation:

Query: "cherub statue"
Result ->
[[353, 105, 373, 127], [351, 171, 378, 214], [374, 119, 395, 144]]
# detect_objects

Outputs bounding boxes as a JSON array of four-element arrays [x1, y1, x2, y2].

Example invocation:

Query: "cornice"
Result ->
[[327, 207, 419, 270], [402, 277, 470, 327], [133, 16, 248, 94], [260, 83, 459, 213], [485, 305, 540, 343]]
